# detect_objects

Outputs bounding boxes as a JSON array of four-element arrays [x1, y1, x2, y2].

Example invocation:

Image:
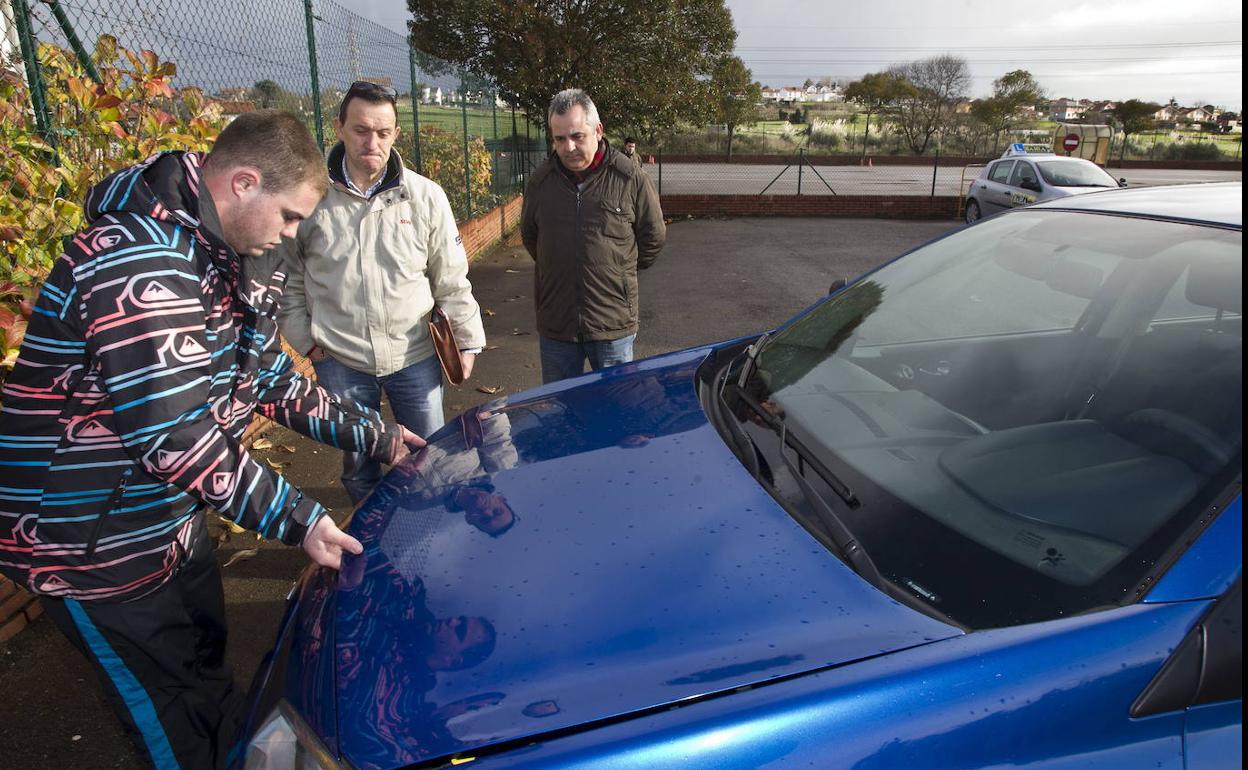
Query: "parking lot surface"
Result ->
[[0, 216, 958, 769]]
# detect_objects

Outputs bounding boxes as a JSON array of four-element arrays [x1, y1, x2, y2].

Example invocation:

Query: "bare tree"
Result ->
[[886, 55, 971, 155]]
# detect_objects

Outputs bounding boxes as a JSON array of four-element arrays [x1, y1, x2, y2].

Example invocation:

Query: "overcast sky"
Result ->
[[353, 0, 1242, 109]]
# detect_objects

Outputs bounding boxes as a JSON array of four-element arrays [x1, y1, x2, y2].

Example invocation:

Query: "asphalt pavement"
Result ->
[[645, 162, 1241, 196], [0, 215, 959, 769]]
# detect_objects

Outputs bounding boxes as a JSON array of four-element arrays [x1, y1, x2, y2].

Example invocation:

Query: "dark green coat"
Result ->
[[521, 146, 665, 342]]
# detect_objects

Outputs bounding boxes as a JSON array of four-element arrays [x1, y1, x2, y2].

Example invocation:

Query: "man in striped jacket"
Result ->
[[0, 111, 421, 769]]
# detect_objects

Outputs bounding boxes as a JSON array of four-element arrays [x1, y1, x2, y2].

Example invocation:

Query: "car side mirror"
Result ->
[[828, 277, 847, 295], [1118, 178, 1129, 188], [1021, 179, 1042, 192]]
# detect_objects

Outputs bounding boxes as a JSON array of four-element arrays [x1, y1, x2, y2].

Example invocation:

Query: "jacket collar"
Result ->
[[327, 142, 404, 199]]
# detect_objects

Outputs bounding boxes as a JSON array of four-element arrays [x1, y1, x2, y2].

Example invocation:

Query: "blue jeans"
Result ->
[[312, 354, 444, 504], [539, 334, 636, 384]]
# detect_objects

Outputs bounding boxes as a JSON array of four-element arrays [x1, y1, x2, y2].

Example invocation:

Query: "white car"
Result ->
[[965, 148, 1125, 223]]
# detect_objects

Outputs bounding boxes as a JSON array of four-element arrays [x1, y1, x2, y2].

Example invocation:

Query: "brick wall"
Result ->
[[0, 574, 42, 643], [661, 194, 962, 219], [0, 194, 525, 645]]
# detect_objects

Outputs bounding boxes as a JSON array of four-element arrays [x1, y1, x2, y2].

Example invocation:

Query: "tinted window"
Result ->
[[1037, 160, 1117, 187], [740, 210, 1242, 628], [988, 161, 1015, 183], [1009, 162, 1040, 188]]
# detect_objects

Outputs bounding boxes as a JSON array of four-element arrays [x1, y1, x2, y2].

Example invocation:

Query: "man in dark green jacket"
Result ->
[[521, 89, 665, 383]]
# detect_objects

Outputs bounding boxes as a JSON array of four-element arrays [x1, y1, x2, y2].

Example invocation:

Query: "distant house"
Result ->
[[1153, 105, 1180, 123], [1087, 101, 1117, 120], [213, 87, 251, 102], [1178, 107, 1217, 129], [208, 99, 256, 123], [1216, 112, 1241, 133], [803, 84, 843, 103], [1050, 98, 1086, 121]]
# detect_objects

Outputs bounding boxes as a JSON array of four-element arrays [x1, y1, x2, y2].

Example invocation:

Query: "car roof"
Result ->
[[1028, 182, 1242, 228]]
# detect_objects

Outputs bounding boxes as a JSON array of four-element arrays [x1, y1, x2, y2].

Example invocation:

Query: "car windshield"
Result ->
[[1037, 160, 1117, 187], [733, 210, 1241, 628]]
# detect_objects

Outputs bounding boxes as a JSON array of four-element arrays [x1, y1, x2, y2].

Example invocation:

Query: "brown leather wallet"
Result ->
[[428, 306, 465, 384]]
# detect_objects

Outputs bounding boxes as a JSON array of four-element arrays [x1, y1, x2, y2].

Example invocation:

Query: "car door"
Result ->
[[1132, 579, 1242, 770], [1006, 161, 1042, 208], [976, 160, 1016, 216]]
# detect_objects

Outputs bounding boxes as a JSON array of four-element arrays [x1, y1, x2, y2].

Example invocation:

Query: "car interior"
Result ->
[[765, 220, 1241, 589]]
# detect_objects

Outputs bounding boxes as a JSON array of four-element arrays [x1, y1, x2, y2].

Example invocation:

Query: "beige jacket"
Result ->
[[277, 146, 485, 376]]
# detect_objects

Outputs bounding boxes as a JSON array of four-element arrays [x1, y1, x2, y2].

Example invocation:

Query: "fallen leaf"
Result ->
[[279, 444, 297, 453], [265, 458, 289, 470], [484, 345, 499, 351], [511, 330, 531, 336], [483, 308, 496, 316], [251, 437, 274, 450], [476, 385, 502, 394], [218, 516, 246, 534], [504, 268, 521, 273], [214, 529, 231, 548], [223, 548, 259, 567]]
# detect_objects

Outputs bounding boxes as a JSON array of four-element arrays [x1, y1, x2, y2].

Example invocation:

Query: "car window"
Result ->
[[745, 211, 1242, 628], [1009, 162, 1039, 188], [1036, 160, 1117, 187], [988, 161, 1015, 184], [1153, 256, 1244, 323]]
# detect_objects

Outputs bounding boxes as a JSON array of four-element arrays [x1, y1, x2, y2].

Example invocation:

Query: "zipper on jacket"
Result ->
[[574, 188, 587, 341], [85, 467, 133, 558]]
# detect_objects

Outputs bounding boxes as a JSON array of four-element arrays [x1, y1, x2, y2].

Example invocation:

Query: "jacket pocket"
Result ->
[[84, 467, 133, 558], [598, 198, 633, 242]]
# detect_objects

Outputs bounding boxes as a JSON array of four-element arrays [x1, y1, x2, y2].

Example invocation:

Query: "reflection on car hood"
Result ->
[[1051, 185, 1115, 196], [334, 348, 961, 770]]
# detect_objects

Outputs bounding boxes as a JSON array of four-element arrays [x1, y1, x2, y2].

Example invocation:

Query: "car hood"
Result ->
[[1050, 184, 1116, 197], [333, 348, 961, 769]]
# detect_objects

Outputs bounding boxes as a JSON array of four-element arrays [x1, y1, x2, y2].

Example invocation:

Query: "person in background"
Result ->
[[277, 81, 485, 504], [521, 89, 665, 383]]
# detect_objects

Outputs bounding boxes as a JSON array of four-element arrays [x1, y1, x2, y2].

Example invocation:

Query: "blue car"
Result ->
[[240, 183, 1242, 770]]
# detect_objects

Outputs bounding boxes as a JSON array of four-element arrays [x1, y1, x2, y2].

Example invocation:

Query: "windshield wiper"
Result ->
[[710, 358, 763, 481], [773, 422, 889, 592], [715, 355, 893, 594]]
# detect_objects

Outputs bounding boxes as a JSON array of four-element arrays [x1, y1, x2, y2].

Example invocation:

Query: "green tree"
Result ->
[[845, 71, 913, 158], [708, 56, 761, 159], [971, 69, 1044, 152], [887, 55, 970, 155], [406, 0, 735, 144], [1111, 99, 1161, 163]]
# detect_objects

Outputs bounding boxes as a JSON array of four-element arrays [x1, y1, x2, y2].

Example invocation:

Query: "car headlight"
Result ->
[[244, 701, 342, 770]]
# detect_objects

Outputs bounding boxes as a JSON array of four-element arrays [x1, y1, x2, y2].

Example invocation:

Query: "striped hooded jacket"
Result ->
[[0, 152, 402, 601]]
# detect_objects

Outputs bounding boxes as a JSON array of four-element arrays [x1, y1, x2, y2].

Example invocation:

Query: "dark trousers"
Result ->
[[40, 517, 244, 770]]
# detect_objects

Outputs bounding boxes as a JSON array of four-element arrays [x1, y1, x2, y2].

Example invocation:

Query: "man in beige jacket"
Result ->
[[277, 82, 485, 503]]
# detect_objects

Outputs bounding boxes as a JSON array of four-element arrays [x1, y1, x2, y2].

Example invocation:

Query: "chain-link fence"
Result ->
[[4, 0, 547, 223]]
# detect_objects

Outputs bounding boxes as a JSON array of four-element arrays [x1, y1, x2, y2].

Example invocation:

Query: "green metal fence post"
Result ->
[[301, 0, 324, 152], [44, 0, 100, 82], [407, 45, 423, 174], [11, 0, 54, 144], [491, 89, 499, 198], [460, 71, 471, 217], [511, 105, 520, 191]]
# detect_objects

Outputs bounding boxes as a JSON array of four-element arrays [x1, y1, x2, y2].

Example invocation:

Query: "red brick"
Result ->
[[1, 589, 32, 625], [23, 599, 42, 622], [0, 612, 28, 644]]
